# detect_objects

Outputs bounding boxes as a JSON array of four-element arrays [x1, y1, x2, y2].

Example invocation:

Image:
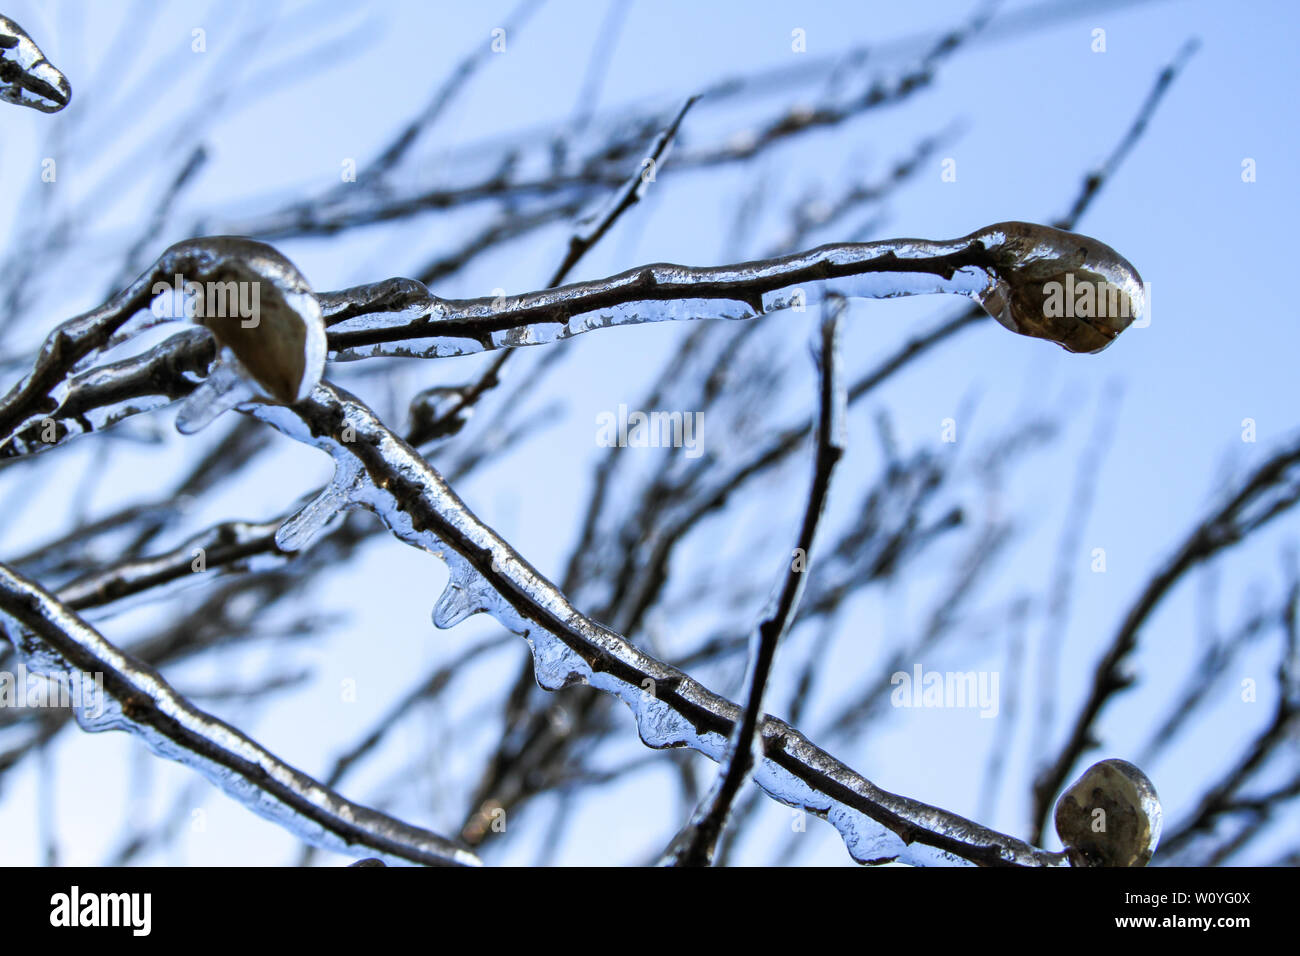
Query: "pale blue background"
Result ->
[[0, 0, 1295, 865]]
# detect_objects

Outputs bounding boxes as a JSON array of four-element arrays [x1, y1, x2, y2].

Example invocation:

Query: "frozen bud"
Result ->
[[1054, 758, 1162, 867], [166, 237, 326, 405], [0, 15, 71, 112], [972, 221, 1145, 355]]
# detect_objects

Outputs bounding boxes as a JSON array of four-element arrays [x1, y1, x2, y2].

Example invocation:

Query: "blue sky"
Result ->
[[0, 0, 1296, 865]]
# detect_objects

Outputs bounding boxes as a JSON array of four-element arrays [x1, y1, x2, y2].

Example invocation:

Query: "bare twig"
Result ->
[[662, 300, 846, 866], [1031, 433, 1300, 842]]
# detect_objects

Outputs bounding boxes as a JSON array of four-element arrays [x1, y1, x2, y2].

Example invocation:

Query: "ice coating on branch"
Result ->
[[252, 382, 1069, 867], [1054, 758, 1162, 866], [324, 222, 1143, 360], [0, 563, 478, 866], [0, 224, 1139, 458], [0, 15, 71, 112], [0, 220, 1142, 462], [0, 238, 328, 455], [57, 518, 289, 622]]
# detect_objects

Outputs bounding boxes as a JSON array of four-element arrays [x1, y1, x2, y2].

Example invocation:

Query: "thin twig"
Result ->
[[661, 298, 847, 866]]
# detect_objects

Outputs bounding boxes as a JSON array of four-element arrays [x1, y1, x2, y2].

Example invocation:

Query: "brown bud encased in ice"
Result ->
[[1054, 758, 1162, 867], [161, 237, 326, 405], [971, 221, 1146, 355]]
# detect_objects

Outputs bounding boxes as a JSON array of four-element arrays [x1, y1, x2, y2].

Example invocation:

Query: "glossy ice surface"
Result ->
[[0, 14, 70, 112], [1055, 758, 1162, 866]]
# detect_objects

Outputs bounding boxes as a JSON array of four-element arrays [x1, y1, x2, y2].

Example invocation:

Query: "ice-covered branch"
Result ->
[[413, 93, 699, 444], [0, 220, 1143, 459], [56, 519, 285, 612], [0, 236, 325, 456], [324, 220, 1146, 360], [0, 561, 479, 866], [662, 302, 846, 866], [250, 379, 1065, 866]]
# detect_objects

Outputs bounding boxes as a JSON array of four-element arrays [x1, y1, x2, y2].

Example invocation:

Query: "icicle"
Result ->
[[275, 457, 365, 552], [432, 558, 491, 629], [630, 692, 707, 750], [527, 629, 594, 692], [174, 358, 257, 434]]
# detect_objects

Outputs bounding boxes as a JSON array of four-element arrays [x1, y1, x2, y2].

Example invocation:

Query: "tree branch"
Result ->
[[248, 379, 1066, 866], [0, 561, 478, 867], [662, 299, 847, 866]]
